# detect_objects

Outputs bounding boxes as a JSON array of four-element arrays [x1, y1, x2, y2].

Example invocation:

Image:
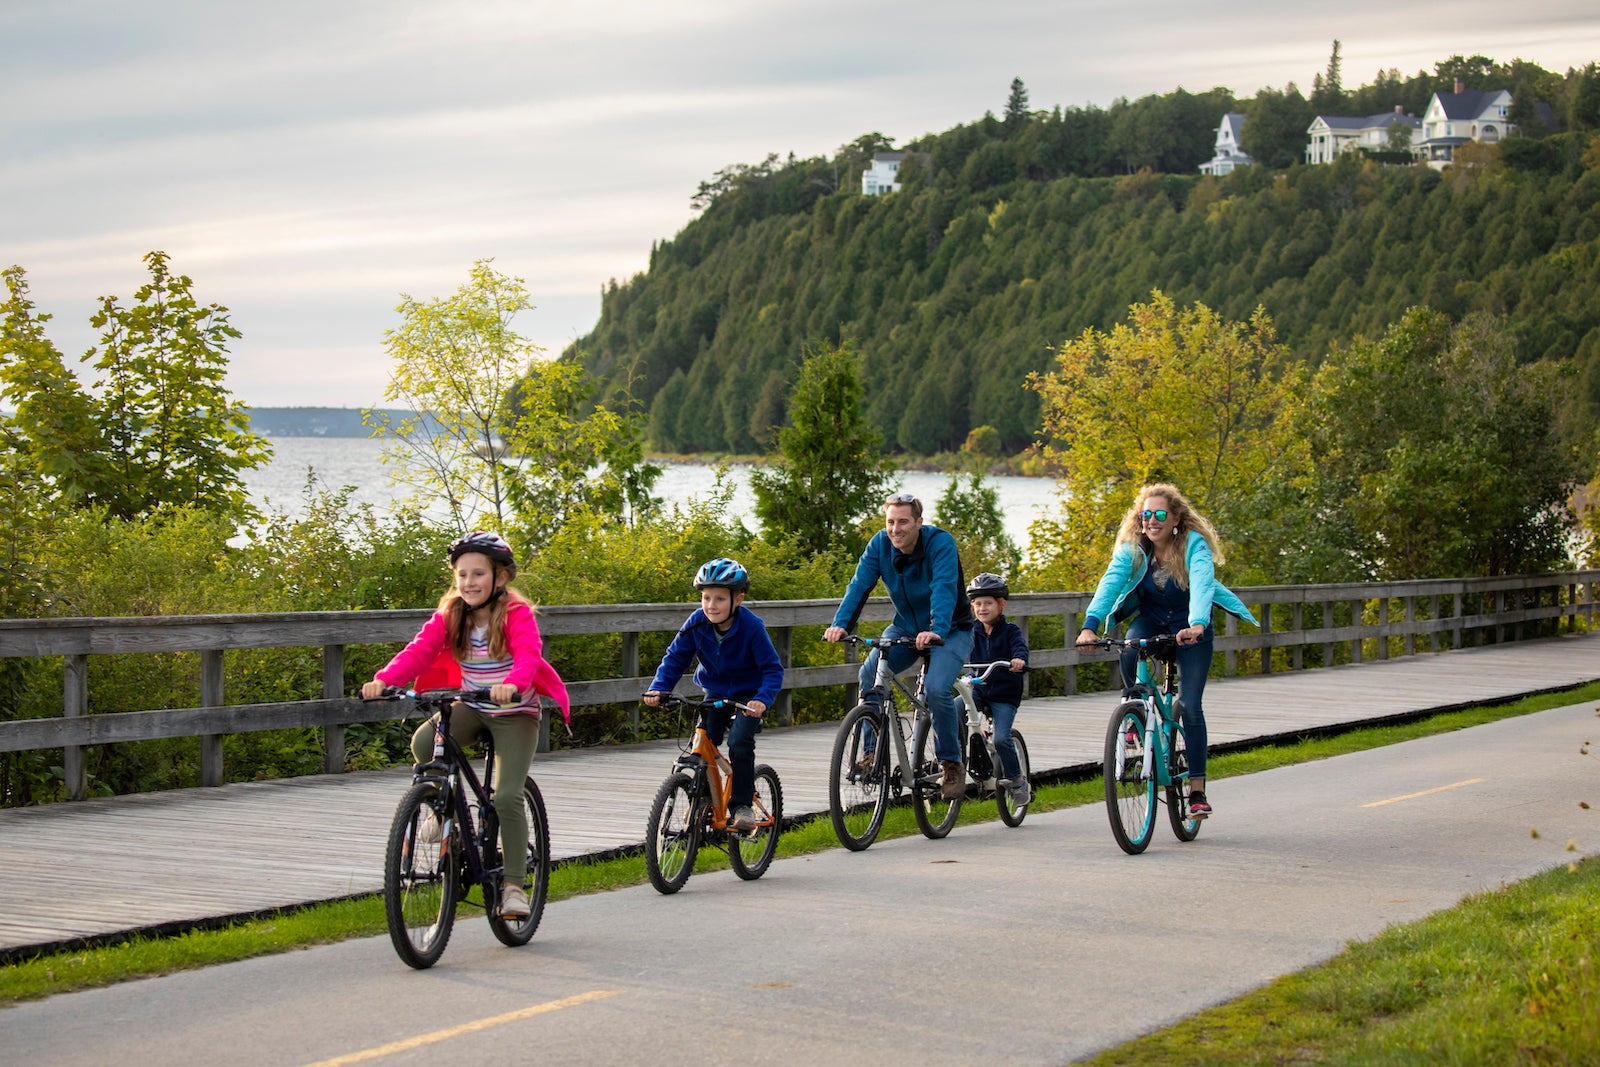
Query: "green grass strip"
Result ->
[[3, 680, 1596, 1010]]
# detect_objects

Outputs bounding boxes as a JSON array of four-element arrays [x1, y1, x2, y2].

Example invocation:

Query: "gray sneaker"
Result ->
[[731, 805, 757, 832], [1008, 777, 1032, 807], [500, 883, 531, 919]]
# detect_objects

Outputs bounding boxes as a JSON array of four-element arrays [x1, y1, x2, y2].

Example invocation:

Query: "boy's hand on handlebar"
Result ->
[[745, 700, 767, 718], [1009, 658, 1026, 672], [642, 690, 662, 707]]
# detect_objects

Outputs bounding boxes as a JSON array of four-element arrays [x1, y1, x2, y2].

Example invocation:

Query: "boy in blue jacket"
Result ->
[[644, 558, 785, 830], [963, 572, 1032, 806]]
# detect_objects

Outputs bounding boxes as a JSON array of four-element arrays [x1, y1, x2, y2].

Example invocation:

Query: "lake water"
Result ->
[[243, 437, 1061, 552]]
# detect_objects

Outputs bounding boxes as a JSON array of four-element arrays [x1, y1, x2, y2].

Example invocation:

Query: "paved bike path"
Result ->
[[0, 635, 1596, 955], [2, 700, 1595, 1065]]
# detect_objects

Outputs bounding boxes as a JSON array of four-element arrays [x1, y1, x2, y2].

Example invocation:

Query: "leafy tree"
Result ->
[[1243, 83, 1314, 167], [1295, 307, 1578, 579], [1025, 292, 1305, 587], [750, 340, 893, 555], [935, 472, 1020, 577], [368, 259, 658, 546]]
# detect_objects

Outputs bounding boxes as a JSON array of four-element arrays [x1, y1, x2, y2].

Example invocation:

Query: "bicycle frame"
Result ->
[[666, 699, 777, 834], [863, 643, 931, 792], [951, 661, 1013, 790], [412, 698, 502, 889], [1124, 643, 1184, 790]]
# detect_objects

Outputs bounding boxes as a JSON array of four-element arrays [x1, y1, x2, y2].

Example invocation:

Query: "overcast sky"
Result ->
[[5, 1, 1599, 408]]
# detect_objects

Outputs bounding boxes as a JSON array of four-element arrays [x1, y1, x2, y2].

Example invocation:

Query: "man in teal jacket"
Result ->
[[826, 492, 974, 799]]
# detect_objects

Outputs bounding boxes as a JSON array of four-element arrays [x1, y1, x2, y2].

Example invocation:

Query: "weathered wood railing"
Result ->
[[1, 572, 1594, 799]]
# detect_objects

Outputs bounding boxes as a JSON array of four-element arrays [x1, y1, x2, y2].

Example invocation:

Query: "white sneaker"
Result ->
[[1009, 778, 1032, 807], [416, 806, 441, 843], [731, 805, 757, 832], [500, 884, 531, 919]]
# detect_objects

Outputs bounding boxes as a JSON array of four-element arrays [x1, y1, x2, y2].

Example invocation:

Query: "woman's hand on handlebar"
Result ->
[[1075, 628, 1101, 648]]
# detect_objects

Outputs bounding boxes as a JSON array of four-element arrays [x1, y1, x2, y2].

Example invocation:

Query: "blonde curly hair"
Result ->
[[1113, 482, 1225, 590]]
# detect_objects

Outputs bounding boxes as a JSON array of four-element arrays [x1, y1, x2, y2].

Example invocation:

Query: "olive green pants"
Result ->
[[411, 706, 539, 884]]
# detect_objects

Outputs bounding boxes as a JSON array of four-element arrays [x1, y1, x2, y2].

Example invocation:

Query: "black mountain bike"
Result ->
[[364, 687, 552, 969]]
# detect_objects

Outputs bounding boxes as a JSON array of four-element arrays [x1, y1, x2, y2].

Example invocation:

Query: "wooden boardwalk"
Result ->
[[2, 635, 1597, 956]]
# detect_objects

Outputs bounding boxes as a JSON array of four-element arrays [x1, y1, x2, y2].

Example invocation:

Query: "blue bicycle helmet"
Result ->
[[693, 557, 750, 594], [447, 531, 516, 570]]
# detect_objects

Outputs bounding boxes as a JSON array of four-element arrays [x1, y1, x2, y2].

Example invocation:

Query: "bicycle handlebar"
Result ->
[[643, 692, 761, 717], [1079, 634, 1181, 656], [361, 685, 520, 707], [961, 661, 1026, 683], [835, 633, 943, 650]]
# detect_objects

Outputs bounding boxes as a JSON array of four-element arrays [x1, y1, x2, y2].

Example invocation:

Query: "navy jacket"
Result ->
[[970, 615, 1029, 706], [649, 605, 785, 706]]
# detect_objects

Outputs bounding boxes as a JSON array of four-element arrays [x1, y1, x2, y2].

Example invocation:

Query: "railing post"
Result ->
[[1225, 614, 1238, 675], [621, 631, 640, 739], [200, 650, 224, 787], [322, 643, 345, 774], [1378, 598, 1390, 660], [1322, 600, 1335, 668], [1257, 603, 1272, 675], [1061, 613, 1077, 696], [772, 626, 793, 726], [63, 653, 88, 801], [1403, 596, 1415, 656], [844, 638, 860, 706], [1017, 615, 1032, 698], [1351, 599, 1364, 664], [1495, 589, 1506, 644], [1451, 590, 1464, 649], [1429, 595, 1439, 653], [1291, 602, 1304, 671]]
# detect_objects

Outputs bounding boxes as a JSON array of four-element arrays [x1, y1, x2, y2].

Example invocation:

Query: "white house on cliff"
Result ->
[[1199, 113, 1254, 175]]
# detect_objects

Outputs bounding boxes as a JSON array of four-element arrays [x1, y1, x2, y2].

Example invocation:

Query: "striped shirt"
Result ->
[[461, 626, 540, 716]]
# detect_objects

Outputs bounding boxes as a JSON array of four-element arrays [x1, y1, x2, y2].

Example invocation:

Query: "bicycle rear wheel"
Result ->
[[729, 764, 783, 880], [384, 780, 458, 969], [828, 704, 890, 851], [912, 711, 961, 839], [1165, 722, 1202, 842], [487, 776, 551, 946], [997, 732, 1031, 828], [645, 771, 702, 894], [1104, 701, 1156, 855]]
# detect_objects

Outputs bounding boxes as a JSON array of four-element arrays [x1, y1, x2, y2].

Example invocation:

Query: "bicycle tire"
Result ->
[[912, 711, 961, 839], [645, 771, 702, 894], [384, 780, 458, 969], [828, 703, 890, 851], [997, 731, 1031, 828], [1165, 722, 1203, 843], [1104, 700, 1156, 855], [729, 764, 784, 880], [487, 776, 552, 945]]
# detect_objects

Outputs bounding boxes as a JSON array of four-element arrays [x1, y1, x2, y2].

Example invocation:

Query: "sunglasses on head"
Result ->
[[1141, 509, 1169, 522], [886, 492, 919, 505]]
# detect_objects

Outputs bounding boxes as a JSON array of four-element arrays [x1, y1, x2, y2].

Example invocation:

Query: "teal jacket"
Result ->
[[1082, 534, 1257, 634]]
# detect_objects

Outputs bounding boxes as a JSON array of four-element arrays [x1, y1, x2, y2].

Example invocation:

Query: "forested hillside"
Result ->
[[569, 56, 1600, 458]]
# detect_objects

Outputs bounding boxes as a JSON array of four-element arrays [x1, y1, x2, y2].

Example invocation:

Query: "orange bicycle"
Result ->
[[643, 693, 784, 894]]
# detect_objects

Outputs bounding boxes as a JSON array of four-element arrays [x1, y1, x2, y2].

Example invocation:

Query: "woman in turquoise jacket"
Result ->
[[1076, 483, 1257, 819]]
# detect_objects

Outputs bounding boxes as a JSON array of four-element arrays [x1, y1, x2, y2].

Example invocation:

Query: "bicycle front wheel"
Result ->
[[729, 764, 784, 880], [1104, 701, 1156, 855], [1165, 722, 1202, 843], [384, 780, 458, 969], [912, 711, 961, 839], [828, 704, 890, 851], [645, 771, 702, 894], [997, 731, 1031, 828], [487, 776, 551, 946]]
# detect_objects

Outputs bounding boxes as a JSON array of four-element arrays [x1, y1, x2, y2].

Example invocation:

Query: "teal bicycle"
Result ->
[[1087, 634, 1203, 854]]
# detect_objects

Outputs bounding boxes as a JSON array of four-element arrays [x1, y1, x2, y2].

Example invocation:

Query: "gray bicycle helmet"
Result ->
[[447, 531, 516, 570], [966, 572, 1010, 600], [693, 557, 750, 594]]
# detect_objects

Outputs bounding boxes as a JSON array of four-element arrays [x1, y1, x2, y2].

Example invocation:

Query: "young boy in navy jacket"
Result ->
[[644, 558, 784, 830], [964, 572, 1032, 806]]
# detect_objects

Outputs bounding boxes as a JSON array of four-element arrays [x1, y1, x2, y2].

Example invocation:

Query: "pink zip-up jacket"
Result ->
[[375, 598, 571, 722]]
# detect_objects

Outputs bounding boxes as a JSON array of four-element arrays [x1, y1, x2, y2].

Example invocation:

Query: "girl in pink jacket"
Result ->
[[362, 532, 568, 919]]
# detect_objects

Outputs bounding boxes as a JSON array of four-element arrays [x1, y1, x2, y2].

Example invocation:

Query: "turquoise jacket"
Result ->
[[1082, 534, 1257, 634]]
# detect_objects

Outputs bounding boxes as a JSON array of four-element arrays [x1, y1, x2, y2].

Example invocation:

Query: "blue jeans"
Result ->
[[1120, 617, 1212, 780], [702, 699, 761, 809], [859, 624, 974, 765]]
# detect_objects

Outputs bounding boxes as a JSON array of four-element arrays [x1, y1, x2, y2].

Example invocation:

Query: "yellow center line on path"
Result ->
[[304, 989, 622, 1067], [1363, 778, 1487, 808]]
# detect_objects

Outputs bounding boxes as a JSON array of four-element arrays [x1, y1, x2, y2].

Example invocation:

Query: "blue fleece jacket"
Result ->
[[1082, 533, 1258, 634], [970, 615, 1029, 705], [649, 605, 785, 706], [832, 525, 974, 638]]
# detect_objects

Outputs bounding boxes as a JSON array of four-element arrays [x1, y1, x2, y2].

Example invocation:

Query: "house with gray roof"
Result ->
[[1306, 106, 1421, 164], [1199, 112, 1254, 176], [863, 151, 907, 195], [1414, 82, 1516, 167]]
